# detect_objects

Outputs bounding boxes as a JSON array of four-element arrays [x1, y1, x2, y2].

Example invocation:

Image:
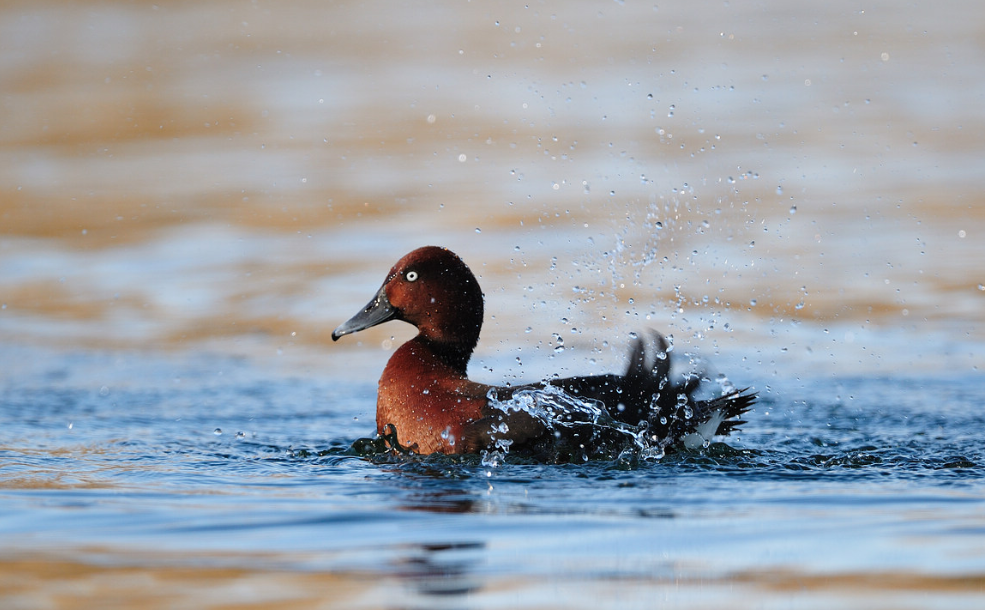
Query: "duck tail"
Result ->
[[625, 329, 757, 442], [701, 387, 757, 436]]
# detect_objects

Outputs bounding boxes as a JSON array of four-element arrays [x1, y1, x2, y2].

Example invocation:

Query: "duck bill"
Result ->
[[332, 285, 397, 341]]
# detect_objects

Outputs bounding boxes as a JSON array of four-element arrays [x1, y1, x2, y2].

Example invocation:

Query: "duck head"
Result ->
[[332, 246, 484, 369]]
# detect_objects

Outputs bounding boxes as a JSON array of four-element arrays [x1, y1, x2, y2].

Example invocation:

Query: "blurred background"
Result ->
[[1, 0, 983, 380]]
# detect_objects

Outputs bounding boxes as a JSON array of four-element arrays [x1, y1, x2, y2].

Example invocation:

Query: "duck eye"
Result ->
[[404, 270, 419, 282]]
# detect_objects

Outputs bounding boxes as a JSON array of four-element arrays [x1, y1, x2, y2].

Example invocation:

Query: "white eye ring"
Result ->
[[405, 270, 418, 282]]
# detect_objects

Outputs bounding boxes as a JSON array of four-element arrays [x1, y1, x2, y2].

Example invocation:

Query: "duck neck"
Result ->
[[415, 334, 475, 376]]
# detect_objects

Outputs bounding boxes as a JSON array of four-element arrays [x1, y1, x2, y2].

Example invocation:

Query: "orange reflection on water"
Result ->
[[1, 0, 982, 373]]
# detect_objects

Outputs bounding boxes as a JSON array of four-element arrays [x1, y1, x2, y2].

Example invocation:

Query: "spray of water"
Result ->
[[482, 383, 668, 465]]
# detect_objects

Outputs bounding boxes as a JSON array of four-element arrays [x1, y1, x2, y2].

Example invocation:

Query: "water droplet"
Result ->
[[99, 386, 109, 397], [789, 205, 797, 214], [475, 227, 482, 233], [236, 431, 246, 439], [750, 299, 758, 306], [214, 428, 222, 436]]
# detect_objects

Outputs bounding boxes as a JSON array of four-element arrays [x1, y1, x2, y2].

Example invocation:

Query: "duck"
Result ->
[[332, 246, 755, 461]]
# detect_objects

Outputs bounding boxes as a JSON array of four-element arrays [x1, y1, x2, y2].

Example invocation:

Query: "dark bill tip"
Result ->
[[332, 285, 397, 341]]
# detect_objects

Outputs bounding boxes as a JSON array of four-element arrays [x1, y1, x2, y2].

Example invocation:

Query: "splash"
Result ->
[[607, 197, 688, 288], [483, 384, 665, 465]]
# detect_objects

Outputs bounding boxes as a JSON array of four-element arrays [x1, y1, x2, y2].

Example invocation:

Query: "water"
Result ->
[[2, 346, 983, 608], [2, 0, 985, 607]]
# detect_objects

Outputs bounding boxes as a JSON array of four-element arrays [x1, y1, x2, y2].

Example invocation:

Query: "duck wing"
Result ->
[[489, 330, 756, 452]]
